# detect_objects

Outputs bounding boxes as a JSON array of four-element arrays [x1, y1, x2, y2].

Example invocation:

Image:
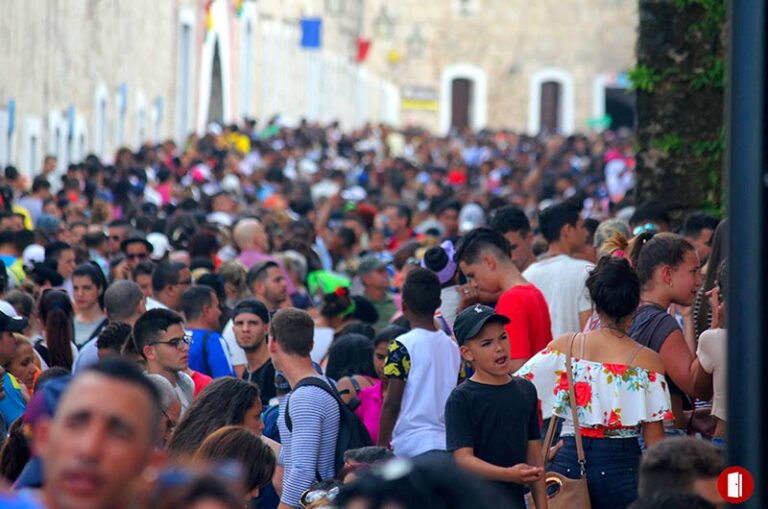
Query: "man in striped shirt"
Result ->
[[270, 308, 340, 509]]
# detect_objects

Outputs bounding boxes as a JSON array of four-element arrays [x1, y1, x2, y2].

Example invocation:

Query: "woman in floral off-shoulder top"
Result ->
[[517, 257, 672, 509]]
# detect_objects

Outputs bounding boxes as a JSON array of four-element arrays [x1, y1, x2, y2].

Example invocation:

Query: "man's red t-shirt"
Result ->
[[495, 284, 553, 361]]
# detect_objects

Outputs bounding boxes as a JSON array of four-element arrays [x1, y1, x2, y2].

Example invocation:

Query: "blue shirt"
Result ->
[[0, 372, 27, 427], [188, 328, 235, 378], [72, 337, 100, 374]]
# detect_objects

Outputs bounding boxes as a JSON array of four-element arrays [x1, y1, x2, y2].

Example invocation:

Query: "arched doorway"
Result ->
[[439, 64, 487, 134], [450, 78, 473, 130], [592, 73, 636, 131], [540, 81, 562, 133], [529, 68, 575, 134], [208, 40, 224, 125]]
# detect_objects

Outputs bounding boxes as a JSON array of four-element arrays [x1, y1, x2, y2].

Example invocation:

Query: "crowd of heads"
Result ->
[[0, 119, 728, 509]]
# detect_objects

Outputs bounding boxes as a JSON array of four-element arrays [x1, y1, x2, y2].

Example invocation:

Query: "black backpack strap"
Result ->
[[201, 331, 213, 376], [285, 377, 341, 432], [87, 318, 109, 342], [284, 376, 343, 482]]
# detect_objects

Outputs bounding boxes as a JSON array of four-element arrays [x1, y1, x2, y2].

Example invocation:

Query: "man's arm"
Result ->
[[453, 447, 543, 484], [377, 339, 411, 448], [526, 439, 548, 509], [377, 377, 405, 447]]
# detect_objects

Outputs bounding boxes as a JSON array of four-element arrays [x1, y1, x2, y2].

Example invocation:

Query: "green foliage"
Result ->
[[628, 65, 662, 92], [689, 57, 725, 90], [691, 133, 724, 159], [650, 134, 684, 155], [675, 0, 727, 36]]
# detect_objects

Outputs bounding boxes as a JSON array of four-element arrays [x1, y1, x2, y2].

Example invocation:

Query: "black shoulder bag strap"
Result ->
[[87, 317, 109, 343]]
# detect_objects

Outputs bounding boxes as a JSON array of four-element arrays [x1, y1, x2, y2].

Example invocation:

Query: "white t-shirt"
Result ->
[[388, 328, 461, 458], [523, 254, 593, 338], [145, 296, 169, 311], [697, 328, 726, 421], [221, 318, 248, 368], [311, 327, 335, 364]]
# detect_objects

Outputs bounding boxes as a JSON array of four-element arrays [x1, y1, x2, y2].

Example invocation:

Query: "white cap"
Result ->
[[0, 300, 19, 318], [207, 211, 234, 227], [146, 232, 171, 260], [221, 174, 241, 193], [459, 203, 486, 233], [23, 244, 45, 267], [341, 186, 367, 202]]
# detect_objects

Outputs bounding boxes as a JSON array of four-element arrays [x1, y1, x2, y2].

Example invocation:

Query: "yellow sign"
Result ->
[[401, 99, 439, 111]]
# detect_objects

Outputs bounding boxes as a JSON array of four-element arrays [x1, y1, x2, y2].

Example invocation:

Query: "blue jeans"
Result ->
[[549, 436, 640, 509]]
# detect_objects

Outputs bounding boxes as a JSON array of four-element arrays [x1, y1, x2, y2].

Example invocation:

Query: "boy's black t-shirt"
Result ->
[[445, 377, 541, 509]]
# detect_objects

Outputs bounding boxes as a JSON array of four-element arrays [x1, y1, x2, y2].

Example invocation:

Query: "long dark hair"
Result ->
[[168, 378, 261, 458], [72, 262, 108, 310], [695, 220, 728, 335], [38, 289, 75, 369], [325, 333, 377, 381]]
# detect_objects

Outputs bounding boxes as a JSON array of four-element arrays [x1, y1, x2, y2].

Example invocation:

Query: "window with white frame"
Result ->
[[22, 116, 42, 178], [240, 20, 254, 118], [93, 84, 109, 159], [136, 92, 147, 147], [453, 0, 479, 15], [0, 107, 10, 168], [176, 10, 195, 144], [152, 96, 164, 143], [115, 84, 127, 147]]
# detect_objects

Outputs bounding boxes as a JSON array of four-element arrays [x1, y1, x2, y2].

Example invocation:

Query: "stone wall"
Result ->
[[361, 0, 638, 133]]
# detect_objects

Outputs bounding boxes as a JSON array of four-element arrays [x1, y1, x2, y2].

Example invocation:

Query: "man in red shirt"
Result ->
[[385, 204, 415, 252], [456, 228, 552, 372]]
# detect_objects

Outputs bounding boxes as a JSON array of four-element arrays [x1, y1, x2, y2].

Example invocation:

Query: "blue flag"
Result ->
[[300, 17, 322, 48]]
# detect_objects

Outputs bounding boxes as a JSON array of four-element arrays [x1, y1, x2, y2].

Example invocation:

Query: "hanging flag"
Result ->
[[356, 38, 371, 62], [205, 0, 214, 32], [300, 17, 322, 48]]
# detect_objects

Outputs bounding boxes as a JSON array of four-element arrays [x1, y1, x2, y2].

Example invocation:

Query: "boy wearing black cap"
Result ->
[[446, 304, 547, 509], [232, 299, 276, 405]]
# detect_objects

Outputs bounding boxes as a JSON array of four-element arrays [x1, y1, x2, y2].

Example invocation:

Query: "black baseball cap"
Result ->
[[0, 309, 29, 333], [232, 299, 270, 324], [453, 304, 510, 345], [120, 232, 153, 254]]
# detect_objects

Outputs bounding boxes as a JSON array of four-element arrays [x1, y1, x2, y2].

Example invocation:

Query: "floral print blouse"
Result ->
[[516, 347, 672, 438]]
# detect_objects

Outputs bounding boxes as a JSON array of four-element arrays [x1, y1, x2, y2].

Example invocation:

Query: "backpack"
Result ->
[[285, 377, 373, 476]]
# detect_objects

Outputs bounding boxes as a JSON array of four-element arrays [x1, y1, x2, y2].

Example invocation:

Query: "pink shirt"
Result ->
[[355, 380, 383, 444]]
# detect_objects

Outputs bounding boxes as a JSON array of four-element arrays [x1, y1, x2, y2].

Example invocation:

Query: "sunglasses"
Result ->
[[149, 332, 192, 349], [126, 253, 148, 260], [300, 486, 340, 508]]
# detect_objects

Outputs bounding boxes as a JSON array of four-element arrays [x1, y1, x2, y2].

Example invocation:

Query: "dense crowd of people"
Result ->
[[0, 119, 728, 509]]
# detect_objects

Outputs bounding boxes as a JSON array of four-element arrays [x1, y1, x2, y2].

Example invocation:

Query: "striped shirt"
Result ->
[[278, 379, 340, 507]]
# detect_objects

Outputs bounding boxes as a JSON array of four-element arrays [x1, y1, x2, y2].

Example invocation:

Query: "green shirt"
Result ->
[[370, 294, 398, 332]]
